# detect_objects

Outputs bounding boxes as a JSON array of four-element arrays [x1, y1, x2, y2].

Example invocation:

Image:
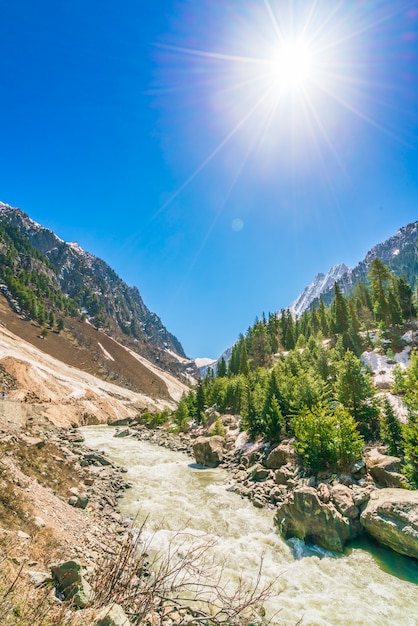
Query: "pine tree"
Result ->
[[332, 282, 349, 335], [264, 395, 284, 443], [173, 395, 190, 431], [239, 341, 250, 375], [334, 350, 379, 440], [396, 275, 416, 320], [402, 409, 418, 488], [368, 258, 392, 325], [217, 356, 227, 378], [380, 397, 403, 457], [318, 298, 330, 336], [195, 379, 206, 424], [293, 403, 363, 474]]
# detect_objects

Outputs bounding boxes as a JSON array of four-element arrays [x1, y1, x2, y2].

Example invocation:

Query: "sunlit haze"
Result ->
[[0, 1, 417, 358]]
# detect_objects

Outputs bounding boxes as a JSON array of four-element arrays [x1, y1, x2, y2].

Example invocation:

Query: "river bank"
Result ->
[[81, 424, 418, 626], [110, 419, 418, 560]]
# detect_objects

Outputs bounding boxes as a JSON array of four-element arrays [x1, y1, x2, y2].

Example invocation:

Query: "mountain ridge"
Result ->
[[288, 220, 418, 316], [0, 201, 196, 380]]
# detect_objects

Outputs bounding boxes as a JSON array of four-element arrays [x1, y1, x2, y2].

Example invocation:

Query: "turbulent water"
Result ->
[[81, 426, 418, 625]]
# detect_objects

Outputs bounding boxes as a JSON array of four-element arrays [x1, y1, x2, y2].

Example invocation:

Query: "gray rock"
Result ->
[[275, 486, 359, 552], [317, 482, 331, 504], [83, 453, 112, 466], [366, 450, 407, 488], [250, 463, 271, 482], [108, 417, 133, 427], [26, 570, 52, 587], [193, 436, 224, 467], [360, 488, 418, 559], [113, 428, 134, 438], [331, 484, 359, 519], [95, 602, 131, 625], [51, 560, 94, 608], [274, 463, 296, 485], [351, 486, 371, 507], [266, 442, 296, 469]]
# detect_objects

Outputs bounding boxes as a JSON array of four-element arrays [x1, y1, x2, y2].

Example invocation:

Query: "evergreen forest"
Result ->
[[174, 259, 418, 486]]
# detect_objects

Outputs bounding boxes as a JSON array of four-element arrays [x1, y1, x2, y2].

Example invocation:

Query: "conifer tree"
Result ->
[[396, 275, 416, 320], [332, 282, 349, 334], [195, 379, 206, 423], [283, 310, 296, 350], [335, 350, 379, 439], [239, 341, 250, 375], [368, 258, 392, 325], [380, 397, 403, 457], [217, 356, 227, 378], [402, 409, 418, 487], [318, 297, 330, 336], [173, 395, 190, 431]]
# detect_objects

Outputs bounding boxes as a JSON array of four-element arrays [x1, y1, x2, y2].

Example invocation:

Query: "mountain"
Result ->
[[289, 221, 418, 315], [288, 264, 350, 318], [0, 201, 198, 383]]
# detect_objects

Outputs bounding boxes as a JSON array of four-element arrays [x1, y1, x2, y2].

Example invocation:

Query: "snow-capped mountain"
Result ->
[[288, 220, 418, 315], [288, 264, 350, 317]]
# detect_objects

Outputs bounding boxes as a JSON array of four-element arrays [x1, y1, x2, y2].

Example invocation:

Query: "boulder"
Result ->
[[108, 417, 132, 427], [275, 486, 359, 552], [20, 434, 45, 449], [95, 603, 131, 626], [250, 463, 271, 481], [193, 436, 224, 467], [113, 428, 134, 438], [83, 453, 112, 466], [316, 482, 331, 504], [266, 442, 296, 469], [26, 570, 52, 587], [365, 450, 406, 488], [274, 463, 296, 485], [331, 484, 359, 520], [51, 560, 94, 608], [360, 488, 418, 559]]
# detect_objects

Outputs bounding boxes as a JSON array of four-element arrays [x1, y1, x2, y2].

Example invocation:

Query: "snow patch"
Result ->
[[288, 263, 350, 317], [361, 346, 410, 389], [195, 357, 217, 368]]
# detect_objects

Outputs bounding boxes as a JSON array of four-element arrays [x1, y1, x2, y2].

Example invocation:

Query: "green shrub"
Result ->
[[293, 403, 364, 474]]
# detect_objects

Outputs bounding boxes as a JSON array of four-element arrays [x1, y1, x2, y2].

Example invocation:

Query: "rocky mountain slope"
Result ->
[[0, 295, 188, 419], [0, 201, 197, 381], [288, 221, 418, 315], [288, 263, 349, 318]]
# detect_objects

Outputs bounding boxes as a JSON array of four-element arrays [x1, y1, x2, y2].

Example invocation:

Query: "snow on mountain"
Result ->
[[288, 263, 350, 317]]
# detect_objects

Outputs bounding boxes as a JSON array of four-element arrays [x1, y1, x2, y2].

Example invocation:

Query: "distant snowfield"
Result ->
[[194, 357, 216, 368]]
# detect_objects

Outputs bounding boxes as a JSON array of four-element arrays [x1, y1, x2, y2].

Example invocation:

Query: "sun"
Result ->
[[271, 39, 315, 90]]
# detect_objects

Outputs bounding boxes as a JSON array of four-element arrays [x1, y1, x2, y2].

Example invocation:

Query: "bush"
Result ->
[[293, 403, 364, 474]]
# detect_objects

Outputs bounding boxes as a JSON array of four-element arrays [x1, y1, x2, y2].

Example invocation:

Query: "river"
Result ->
[[81, 426, 418, 625]]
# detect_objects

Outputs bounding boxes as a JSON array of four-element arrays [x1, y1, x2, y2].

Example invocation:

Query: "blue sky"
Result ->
[[1, 1, 417, 359]]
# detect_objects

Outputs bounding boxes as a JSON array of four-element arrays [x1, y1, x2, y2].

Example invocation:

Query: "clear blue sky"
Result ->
[[1, 1, 417, 359]]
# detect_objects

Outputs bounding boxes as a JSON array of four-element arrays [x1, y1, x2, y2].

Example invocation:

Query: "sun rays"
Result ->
[[149, 0, 416, 224]]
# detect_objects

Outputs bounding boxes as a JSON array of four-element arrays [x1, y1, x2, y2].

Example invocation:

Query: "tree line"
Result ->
[[174, 259, 418, 485]]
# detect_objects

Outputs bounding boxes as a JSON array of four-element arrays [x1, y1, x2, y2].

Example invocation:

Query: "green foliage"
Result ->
[[380, 398, 403, 457], [173, 395, 190, 432], [176, 261, 415, 474], [293, 403, 364, 474], [402, 410, 418, 488], [334, 351, 379, 440], [0, 220, 80, 322], [216, 356, 227, 378], [211, 416, 226, 437]]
